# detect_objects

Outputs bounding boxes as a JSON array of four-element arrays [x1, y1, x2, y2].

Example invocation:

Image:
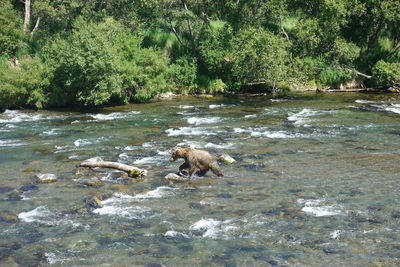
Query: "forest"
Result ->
[[1, 0, 399, 109]]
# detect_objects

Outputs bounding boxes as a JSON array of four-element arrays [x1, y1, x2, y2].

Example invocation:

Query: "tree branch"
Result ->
[[30, 17, 40, 39]]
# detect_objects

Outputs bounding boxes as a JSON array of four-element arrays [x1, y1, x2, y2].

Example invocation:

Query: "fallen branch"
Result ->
[[355, 71, 372, 79], [79, 157, 147, 178]]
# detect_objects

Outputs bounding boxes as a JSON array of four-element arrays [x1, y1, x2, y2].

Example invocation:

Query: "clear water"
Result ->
[[1, 93, 400, 266]]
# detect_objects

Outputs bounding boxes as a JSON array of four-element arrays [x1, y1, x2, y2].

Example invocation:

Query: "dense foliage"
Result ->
[[0, 0, 399, 109]]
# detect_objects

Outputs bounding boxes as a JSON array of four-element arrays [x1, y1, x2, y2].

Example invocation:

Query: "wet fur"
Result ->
[[170, 147, 223, 178]]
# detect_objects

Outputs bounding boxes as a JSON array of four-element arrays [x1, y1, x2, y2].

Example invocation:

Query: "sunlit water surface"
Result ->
[[1, 93, 400, 266]]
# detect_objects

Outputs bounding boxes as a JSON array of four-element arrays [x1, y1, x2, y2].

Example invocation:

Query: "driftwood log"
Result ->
[[80, 157, 147, 178]]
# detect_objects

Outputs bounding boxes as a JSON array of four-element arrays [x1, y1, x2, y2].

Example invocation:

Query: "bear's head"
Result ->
[[170, 148, 184, 162]]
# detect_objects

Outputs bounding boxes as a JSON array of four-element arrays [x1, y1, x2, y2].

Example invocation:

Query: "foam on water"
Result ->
[[330, 230, 342, 239], [45, 252, 69, 265], [209, 104, 225, 109], [133, 186, 175, 199], [288, 108, 319, 126], [93, 192, 152, 219], [234, 127, 249, 133], [244, 114, 257, 118], [90, 111, 140, 121], [0, 139, 24, 147], [42, 129, 60, 136], [270, 99, 288, 102], [133, 156, 165, 165], [166, 127, 218, 136], [298, 199, 342, 217], [164, 230, 190, 239], [384, 104, 400, 114], [190, 218, 238, 238], [179, 105, 195, 109], [0, 110, 68, 124], [251, 130, 302, 139], [93, 205, 151, 219], [18, 206, 55, 223], [74, 137, 106, 147], [157, 150, 171, 156], [355, 99, 376, 104], [187, 117, 222, 125], [177, 140, 235, 149]]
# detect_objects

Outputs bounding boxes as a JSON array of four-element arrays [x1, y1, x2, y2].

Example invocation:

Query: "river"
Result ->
[[0, 93, 399, 266]]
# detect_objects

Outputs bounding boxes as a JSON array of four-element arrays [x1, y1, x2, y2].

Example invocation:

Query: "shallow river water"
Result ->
[[1, 93, 400, 266]]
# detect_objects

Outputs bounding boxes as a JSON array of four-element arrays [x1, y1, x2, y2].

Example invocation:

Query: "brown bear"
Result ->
[[170, 147, 223, 178]]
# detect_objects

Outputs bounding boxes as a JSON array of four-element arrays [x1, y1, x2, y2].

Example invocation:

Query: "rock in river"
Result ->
[[35, 173, 57, 183], [164, 173, 190, 182], [217, 154, 236, 164], [0, 212, 19, 223], [76, 177, 103, 187]]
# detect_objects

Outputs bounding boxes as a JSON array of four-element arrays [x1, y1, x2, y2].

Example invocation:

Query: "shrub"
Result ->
[[0, 56, 49, 109], [169, 56, 198, 94], [0, 0, 23, 56], [372, 60, 400, 88], [44, 18, 122, 106], [231, 28, 288, 92], [115, 29, 172, 102]]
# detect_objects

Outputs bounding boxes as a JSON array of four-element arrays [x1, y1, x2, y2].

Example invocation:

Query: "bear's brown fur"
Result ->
[[170, 147, 223, 178]]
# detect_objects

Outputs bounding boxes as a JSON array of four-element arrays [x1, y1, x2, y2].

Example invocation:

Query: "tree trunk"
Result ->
[[30, 17, 40, 39], [79, 157, 148, 178], [23, 0, 31, 33], [181, 0, 196, 54]]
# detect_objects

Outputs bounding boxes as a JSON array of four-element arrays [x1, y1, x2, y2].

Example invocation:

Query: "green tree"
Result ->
[[0, 0, 23, 56], [115, 29, 173, 102], [231, 28, 289, 92], [44, 18, 122, 106]]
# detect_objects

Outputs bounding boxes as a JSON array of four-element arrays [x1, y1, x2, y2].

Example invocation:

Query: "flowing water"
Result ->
[[0, 93, 400, 266]]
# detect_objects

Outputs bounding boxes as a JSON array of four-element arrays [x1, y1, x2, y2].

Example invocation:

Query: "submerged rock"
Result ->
[[76, 177, 103, 187], [0, 212, 19, 223], [85, 196, 103, 209], [19, 184, 38, 192], [4, 189, 22, 201], [85, 193, 110, 209], [217, 154, 236, 164], [35, 173, 58, 183], [0, 187, 14, 194]]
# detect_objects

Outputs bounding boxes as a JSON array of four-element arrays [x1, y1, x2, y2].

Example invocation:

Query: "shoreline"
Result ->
[[0, 88, 393, 113]]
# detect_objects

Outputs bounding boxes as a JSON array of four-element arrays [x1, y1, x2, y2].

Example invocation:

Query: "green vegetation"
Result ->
[[1, 0, 400, 109]]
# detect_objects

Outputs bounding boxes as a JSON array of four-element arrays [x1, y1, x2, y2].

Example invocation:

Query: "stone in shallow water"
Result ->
[[19, 184, 38, 192], [217, 154, 236, 164], [0, 187, 14, 194], [4, 190, 22, 201], [35, 173, 57, 183], [0, 212, 19, 223], [85, 195, 103, 209], [164, 173, 189, 182], [77, 177, 103, 187]]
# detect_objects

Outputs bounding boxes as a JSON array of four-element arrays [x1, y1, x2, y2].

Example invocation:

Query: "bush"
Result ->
[[231, 28, 288, 92], [318, 67, 355, 87], [197, 21, 233, 78], [44, 18, 122, 106], [169, 56, 198, 94], [115, 29, 172, 102], [0, 0, 23, 56], [372, 60, 400, 88], [0, 56, 49, 109]]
